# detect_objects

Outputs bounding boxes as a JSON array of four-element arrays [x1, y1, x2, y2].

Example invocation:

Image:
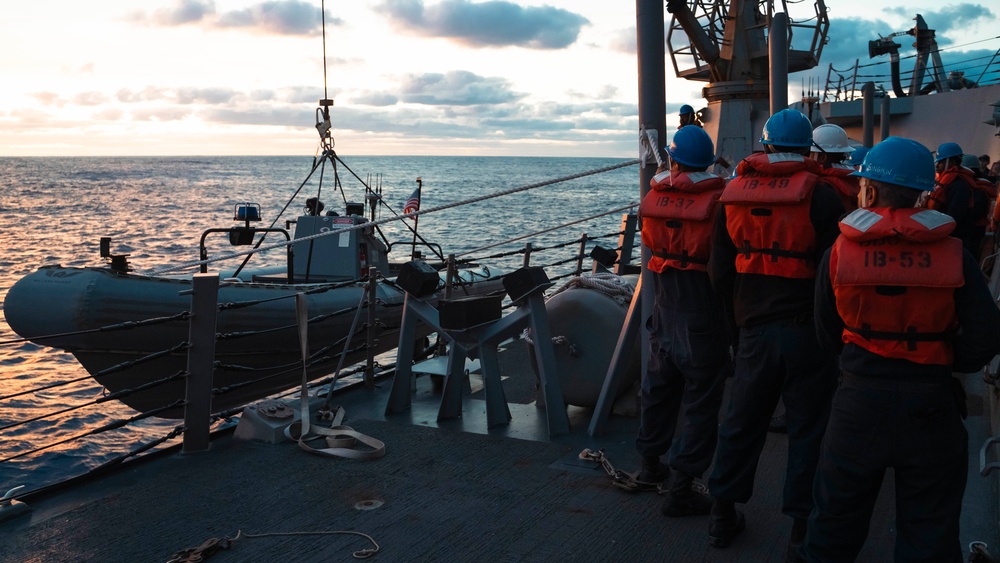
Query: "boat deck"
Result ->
[[1, 342, 996, 562]]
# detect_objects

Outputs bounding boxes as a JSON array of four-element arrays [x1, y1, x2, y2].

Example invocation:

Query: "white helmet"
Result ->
[[810, 124, 853, 153]]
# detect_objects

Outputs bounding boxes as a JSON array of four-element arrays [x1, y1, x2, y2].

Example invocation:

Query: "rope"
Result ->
[[547, 271, 635, 305], [167, 529, 380, 562], [147, 159, 640, 276]]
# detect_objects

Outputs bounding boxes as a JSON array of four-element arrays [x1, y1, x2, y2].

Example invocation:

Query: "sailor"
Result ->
[[705, 109, 844, 557], [678, 104, 703, 129], [848, 146, 869, 170], [925, 142, 982, 256], [808, 124, 861, 212], [798, 137, 1000, 562], [634, 126, 730, 516]]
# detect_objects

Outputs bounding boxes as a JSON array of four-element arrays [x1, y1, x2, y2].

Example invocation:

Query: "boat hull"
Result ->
[[4, 265, 503, 417]]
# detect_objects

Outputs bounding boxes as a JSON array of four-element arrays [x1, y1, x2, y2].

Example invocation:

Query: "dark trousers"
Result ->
[[801, 375, 967, 563], [708, 318, 837, 519], [635, 274, 729, 478]]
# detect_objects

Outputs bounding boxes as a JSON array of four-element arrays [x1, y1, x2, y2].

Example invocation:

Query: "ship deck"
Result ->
[[1, 342, 997, 562]]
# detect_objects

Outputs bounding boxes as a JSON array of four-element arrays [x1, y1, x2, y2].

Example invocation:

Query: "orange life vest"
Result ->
[[927, 166, 977, 212], [720, 152, 822, 279], [820, 164, 860, 212], [640, 170, 725, 273], [830, 207, 964, 365]]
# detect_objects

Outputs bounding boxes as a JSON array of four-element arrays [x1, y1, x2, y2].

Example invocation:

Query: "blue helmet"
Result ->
[[935, 142, 963, 163], [962, 154, 981, 169], [760, 109, 813, 147], [679, 104, 695, 115], [848, 146, 869, 167], [851, 136, 935, 191], [666, 126, 716, 168]]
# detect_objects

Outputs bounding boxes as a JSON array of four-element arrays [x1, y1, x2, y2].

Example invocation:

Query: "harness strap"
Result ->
[[737, 240, 811, 262], [653, 249, 707, 267], [845, 324, 954, 351]]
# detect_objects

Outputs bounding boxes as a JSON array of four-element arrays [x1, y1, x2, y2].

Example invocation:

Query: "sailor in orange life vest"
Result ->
[[678, 104, 703, 129], [705, 109, 845, 556], [633, 125, 730, 516], [797, 137, 1000, 562], [924, 142, 981, 256], [808, 124, 861, 212]]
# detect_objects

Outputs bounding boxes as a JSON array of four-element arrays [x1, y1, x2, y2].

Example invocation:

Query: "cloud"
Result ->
[[132, 107, 193, 122], [144, 0, 215, 25], [398, 70, 526, 105], [351, 91, 400, 106], [74, 92, 111, 106], [609, 27, 637, 54], [379, 0, 589, 49], [216, 0, 327, 35], [130, 0, 335, 36], [30, 92, 63, 107]]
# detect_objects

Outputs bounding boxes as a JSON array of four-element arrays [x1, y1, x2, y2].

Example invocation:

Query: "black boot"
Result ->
[[785, 518, 807, 562], [661, 471, 712, 517], [635, 456, 669, 486], [708, 498, 745, 548]]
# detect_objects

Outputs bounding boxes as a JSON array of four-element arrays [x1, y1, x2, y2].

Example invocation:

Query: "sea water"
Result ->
[[0, 154, 640, 493]]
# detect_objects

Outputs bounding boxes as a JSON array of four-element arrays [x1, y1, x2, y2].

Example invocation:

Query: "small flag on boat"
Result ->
[[403, 187, 420, 214]]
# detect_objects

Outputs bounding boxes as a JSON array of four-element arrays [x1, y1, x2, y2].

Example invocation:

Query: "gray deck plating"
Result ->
[[0, 343, 995, 562]]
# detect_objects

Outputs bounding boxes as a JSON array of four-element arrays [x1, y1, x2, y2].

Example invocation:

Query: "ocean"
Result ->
[[0, 154, 641, 494]]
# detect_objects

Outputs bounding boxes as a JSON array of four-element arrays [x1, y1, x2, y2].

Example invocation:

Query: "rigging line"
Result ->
[[216, 280, 366, 312], [88, 425, 184, 472], [0, 312, 190, 347], [231, 157, 325, 279], [0, 373, 96, 402], [90, 342, 190, 378], [0, 400, 184, 464], [8, 370, 191, 429], [455, 203, 638, 257], [218, 304, 367, 340], [148, 159, 641, 276]]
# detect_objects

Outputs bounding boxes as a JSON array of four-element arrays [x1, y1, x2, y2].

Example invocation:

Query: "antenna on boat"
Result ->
[[411, 177, 422, 259]]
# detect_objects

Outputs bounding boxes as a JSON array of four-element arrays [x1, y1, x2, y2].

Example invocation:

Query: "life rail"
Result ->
[[0, 161, 642, 506]]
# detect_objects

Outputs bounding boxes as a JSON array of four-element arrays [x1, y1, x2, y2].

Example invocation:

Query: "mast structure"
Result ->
[[665, 0, 829, 164]]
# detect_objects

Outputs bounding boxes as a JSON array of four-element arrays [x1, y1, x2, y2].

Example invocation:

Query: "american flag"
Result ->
[[403, 187, 420, 214]]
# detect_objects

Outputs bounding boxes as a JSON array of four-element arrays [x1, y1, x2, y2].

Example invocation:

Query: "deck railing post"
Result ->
[[616, 212, 638, 274], [523, 242, 533, 268], [576, 233, 588, 276], [366, 267, 377, 387], [183, 272, 219, 454], [445, 254, 456, 300]]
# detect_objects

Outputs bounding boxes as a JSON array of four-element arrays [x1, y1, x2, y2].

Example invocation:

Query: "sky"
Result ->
[[1, 0, 997, 158]]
